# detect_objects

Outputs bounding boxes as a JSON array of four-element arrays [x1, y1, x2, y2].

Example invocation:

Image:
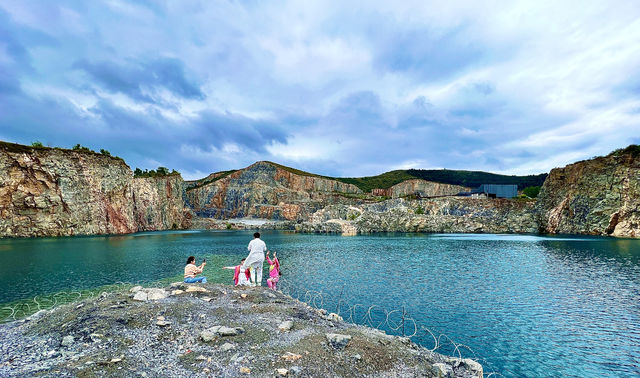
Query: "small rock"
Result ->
[[196, 355, 208, 361], [89, 333, 103, 342], [208, 325, 245, 336], [130, 285, 143, 293], [432, 363, 453, 377], [110, 358, 122, 363], [230, 353, 241, 363], [203, 368, 210, 373], [220, 342, 236, 352], [461, 358, 483, 375], [278, 320, 293, 332], [276, 368, 288, 376], [171, 289, 184, 295], [200, 330, 217, 342], [280, 352, 302, 362], [266, 292, 276, 298], [351, 354, 361, 361], [156, 320, 171, 327], [318, 309, 327, 315], [289, 366, 302, 376], [326, 313, 343, 322], [170, 282, 185, 288], [240, 367, 251, 374], [326, 333, 351, 350], [45, 350, 60, 359], [75, 303, 84, 309], [61, 336, 74, 347], [146, 288, 168, 300], [186, 286, 208, 293], [157, 316, 165, 321], [133, 291, 148, 301], [202, 296, 212, 302], [240, 294, 248, 298]]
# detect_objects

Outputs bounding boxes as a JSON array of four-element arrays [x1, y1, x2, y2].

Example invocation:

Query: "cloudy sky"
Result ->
[[1, 1, 639, 180]]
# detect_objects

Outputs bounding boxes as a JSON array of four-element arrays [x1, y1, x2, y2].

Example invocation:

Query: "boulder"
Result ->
[[432, 363, 453, 377], [146, 288, 168, 300], [200, 330, 217, 342], [132, 291, 148, 301], [326, 313, 343, 322], [326, 333, 351, 350], [129, 285, 143, 293], [278, 320, 293, 332], [61, 336, 74, 347]]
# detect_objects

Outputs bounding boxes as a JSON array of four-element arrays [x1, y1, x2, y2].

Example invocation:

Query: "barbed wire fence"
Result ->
[[1, 277, 507, 376], [277, 278, 506, 377]]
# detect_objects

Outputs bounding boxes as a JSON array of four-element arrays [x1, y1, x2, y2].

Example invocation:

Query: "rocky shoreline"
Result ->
[[0, 283, 482, 377]]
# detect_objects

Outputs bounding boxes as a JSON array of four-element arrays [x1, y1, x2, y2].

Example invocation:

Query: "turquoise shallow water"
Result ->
[[1, 230, 639, 376]]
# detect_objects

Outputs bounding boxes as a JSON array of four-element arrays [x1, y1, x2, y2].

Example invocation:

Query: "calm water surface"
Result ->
[[1, 230, 639, 377]]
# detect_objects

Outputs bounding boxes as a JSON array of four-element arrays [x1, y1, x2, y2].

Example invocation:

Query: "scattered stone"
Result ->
[[157, 316, 165, 321], [132, 291, 148, 301], [169, 282, 184, 288], [109, 358, 122, 363], [326, 333, 352, 350], [206, 325, 245, 336], [280, 352, 302, 362], [230, 353, 241, 363], [220, 343, 236, 352], [276, 368, 289, 376], [129, 285, 143, 293], [318, 309, 327, 315], [266, 292, 276, 298], [171, 289, 184, 295], [462, 358, 483, 376], [326, 313, 343, 322], [75, 303, 84, 309], [156, 320, 171, 327], [200, 330, 217, 342], [196, 355, 208, 361], [203, 368, 210, 373], [240, 294, 248, 298], [289, 366, 302, 376], [240, 367, 251, 374], [89, 333, 103, 342], [61, 336, 74, 347], [186, 286, 208, 293], [146, 288, 168, 300], [44, 350, 60, 359], [351, 354, 361, 361], [278, 320, 293, 332], [432, 363, 453, 377]]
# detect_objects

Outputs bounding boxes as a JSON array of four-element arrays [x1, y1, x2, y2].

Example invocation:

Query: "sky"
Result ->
[[1, 1, 639, 180]]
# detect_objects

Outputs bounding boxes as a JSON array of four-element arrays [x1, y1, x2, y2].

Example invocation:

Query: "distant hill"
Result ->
[[195, 161, 547, 193], [335, 169, 546, 192]]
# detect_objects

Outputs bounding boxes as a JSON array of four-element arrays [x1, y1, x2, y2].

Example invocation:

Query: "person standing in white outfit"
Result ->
[[243, 232, 267, 286]]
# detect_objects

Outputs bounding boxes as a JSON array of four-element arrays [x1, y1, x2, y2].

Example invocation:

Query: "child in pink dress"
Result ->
[[266, 251, 281, 290], [222, 258, 251, 286]]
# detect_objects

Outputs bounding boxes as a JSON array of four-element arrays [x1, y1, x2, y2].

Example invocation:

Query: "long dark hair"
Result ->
[[186, 256, 195, 265]]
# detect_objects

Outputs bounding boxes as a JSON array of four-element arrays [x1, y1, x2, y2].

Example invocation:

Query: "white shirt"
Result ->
[[244, 238, 266, 266]]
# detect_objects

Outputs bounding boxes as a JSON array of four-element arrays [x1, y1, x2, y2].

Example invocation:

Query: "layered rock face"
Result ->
[[132, 176, 191, 231], [387, 179, 468, 198], [185, 161, 363, 221], [285, 198, 538, 234], [0, 143, 189, 237], [536, 148, 640, 237]]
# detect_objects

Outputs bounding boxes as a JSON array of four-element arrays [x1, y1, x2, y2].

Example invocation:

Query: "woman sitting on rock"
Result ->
[[184, 256, 207, 283]]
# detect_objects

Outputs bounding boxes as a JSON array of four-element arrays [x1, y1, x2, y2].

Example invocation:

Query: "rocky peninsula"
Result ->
[[0, 283, 482, 377]]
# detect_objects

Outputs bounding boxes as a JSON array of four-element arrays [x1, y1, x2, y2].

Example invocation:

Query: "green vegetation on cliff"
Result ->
[[336, 169, 547, 192], [134, 167, 180, 178]]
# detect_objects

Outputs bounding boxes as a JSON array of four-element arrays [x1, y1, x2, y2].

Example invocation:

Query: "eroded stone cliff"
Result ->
[[536, 146, 640, 237], [0, 142, 190, 237], [185, 161, 363, 221]]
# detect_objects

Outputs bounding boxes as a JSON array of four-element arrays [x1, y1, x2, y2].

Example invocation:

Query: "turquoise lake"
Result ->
[[1, 230, 639, 377]]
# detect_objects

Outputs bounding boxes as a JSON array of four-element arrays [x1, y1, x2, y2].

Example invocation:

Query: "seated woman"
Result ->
[[184, 256, 207, 283]]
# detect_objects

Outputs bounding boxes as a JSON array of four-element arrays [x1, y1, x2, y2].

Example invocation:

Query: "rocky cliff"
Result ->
[[272, 198, 538, 234], [0, 142, 190, 237], [536, 146, 640, 237], [387, 179, 469, 198], [185, 161, 363, 221]]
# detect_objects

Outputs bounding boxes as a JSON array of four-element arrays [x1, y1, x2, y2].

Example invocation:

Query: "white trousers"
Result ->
[[248, 260, 263, 285]]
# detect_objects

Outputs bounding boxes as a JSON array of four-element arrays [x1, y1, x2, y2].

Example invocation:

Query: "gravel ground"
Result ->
[[0, 283, 483, 377]]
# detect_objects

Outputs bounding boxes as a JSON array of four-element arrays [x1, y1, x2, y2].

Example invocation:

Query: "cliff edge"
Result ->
[[536, 146, 640, 237]]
